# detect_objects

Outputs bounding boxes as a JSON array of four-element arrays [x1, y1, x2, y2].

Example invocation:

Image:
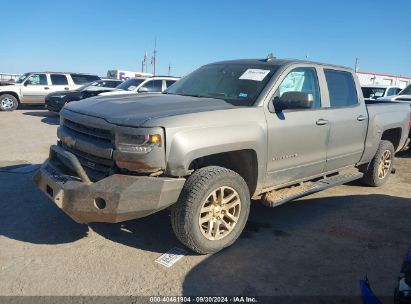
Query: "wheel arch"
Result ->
[[381, 127, 402, 150], [187, 149, 259, 197], [0, 91, 20, 102]]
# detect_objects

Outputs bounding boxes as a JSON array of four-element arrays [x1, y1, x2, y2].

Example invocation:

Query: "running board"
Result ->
[[262, 172, 363, 207]]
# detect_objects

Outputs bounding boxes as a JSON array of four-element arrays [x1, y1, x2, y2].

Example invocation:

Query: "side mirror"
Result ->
[[23, 81, 29, 86], [138, 87, 148, 93], [272, 91, 313, 112]]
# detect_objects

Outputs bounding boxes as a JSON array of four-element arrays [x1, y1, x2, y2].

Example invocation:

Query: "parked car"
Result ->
[[99, 76, 179, 96], [0, 72, 100, 111], [34, 58, 410, 254], [377, 84, 411, 103], [361, 85, 402, 102], [374, 84, 411, 139], [45, 79, 123, 113]]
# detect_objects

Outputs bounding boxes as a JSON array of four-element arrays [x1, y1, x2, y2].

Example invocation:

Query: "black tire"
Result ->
[[171, 166, 250, 254], [0, 94, 19, 111], [361, 140, 395, 187]]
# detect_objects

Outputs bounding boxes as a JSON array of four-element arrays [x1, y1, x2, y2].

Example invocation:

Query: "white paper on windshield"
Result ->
[[239, 69, 271, 81]]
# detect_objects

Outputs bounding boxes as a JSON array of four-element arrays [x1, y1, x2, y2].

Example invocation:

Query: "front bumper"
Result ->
[[33, 146, 185, 224], [45, 97, 65, 112]]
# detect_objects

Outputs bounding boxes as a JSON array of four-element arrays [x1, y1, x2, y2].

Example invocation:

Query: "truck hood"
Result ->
[[62, 94, 237, 127], [0, 83, 20, 90]]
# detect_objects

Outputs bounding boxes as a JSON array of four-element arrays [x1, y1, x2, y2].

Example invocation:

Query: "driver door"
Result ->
[[265, 66, 330, 187], [20, 73, 50, 103]]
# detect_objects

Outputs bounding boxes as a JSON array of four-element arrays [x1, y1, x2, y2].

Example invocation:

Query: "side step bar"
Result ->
[[262, 172, 363, 207]]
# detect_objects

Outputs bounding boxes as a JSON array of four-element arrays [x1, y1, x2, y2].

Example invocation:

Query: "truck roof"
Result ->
[[209, 58, 352, 71]]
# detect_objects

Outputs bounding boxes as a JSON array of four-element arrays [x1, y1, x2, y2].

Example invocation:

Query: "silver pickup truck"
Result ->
[[34, 58, 410, 254]]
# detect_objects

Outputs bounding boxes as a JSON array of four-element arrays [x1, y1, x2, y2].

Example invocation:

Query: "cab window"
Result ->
[[275, 67, 321, 108], [324, 70, 358, 107]]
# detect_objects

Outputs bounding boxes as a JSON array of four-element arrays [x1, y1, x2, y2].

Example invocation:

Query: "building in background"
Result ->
[[356, 71, 411, 89], [107, 70, 152, 81]]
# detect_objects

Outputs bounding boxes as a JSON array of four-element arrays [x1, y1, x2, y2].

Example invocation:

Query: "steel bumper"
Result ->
[[33, 146, 185, 224]]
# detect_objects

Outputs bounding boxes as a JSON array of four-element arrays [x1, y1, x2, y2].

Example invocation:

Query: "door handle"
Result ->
[[357, 115, 367, 121], [64, 87, 69, 90], [44, 87, 49, 90], [316, 119, 329, 126]]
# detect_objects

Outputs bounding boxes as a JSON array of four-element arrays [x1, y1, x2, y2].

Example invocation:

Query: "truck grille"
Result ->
[[63, 118, 113, 144]]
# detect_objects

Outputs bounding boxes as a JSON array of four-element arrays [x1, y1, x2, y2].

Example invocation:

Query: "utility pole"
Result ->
[[355, 58, 359, 72], [153, 37, 157, 76], [143, 50, 147, 73]]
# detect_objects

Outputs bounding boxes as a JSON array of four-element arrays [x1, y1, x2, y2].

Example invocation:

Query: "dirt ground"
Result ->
[[0, 108, 410, 298]]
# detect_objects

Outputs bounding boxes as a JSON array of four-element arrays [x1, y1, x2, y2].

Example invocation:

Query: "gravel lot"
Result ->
[[0, 108, 410, 298]]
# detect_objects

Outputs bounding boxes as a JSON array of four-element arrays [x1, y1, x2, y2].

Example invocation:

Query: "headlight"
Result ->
[[116, 133, 162, 154]]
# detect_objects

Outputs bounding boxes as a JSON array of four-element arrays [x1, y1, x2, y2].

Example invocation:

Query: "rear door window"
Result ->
[[50, 74, 68, 85], [324, 70, 358, 107], [166, 80, 176, 88]]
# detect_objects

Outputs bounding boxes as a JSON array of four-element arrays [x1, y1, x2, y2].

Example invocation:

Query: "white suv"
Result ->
[[0, 72, 100, 111], [100, 76, 179, 97]]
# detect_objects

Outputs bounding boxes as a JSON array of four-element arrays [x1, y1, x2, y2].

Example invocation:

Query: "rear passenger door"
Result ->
[[321, 69, 368, 171], [49, 74, 70, 93]]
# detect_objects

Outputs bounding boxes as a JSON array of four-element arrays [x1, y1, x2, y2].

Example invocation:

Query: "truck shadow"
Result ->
[[397, 149, 411, 158], [89, 210, 186, 255], [182, 194, 411, 297], [22, 110, 59, 125], [0, 170, 88, 244]]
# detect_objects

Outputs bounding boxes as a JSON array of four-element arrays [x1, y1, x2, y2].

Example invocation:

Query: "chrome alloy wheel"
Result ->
[[198, 186, 241, 241], [1, 96, 14, 110], [378, 150, 392, 179]]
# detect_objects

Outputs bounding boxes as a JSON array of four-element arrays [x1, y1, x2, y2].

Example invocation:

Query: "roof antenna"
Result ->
[[266, 52, 275, 61]]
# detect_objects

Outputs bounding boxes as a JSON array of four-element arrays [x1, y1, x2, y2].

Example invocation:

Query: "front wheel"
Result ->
[[361, 140, 395, 187], [0, 94, 19, 111], [171, 166, 250, 254]]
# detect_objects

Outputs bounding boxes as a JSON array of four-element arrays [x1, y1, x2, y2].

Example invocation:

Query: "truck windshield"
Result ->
[[361, 87, 386, 99], [15, 73, 30, 83], [116, 78, 146, 91], [400, 85, 411, 95], [165, 64, 278, 106]]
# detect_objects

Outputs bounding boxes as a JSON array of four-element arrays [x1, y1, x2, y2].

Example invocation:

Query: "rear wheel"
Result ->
[[361, 140, 395, 187], [171, 166, 250, 254], [0, 94, 19, 111]]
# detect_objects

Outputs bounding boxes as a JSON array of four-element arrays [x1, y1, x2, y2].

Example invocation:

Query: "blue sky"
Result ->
[[1, 0, 410, 77]]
